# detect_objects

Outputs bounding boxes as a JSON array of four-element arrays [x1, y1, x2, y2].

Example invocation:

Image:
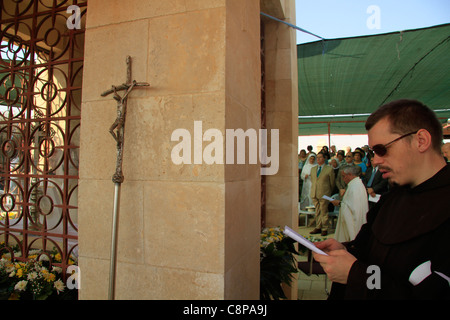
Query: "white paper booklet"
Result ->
[[322, 195, 334, 202], [283, 226, 328, 256], [369, 194, 381, 203]]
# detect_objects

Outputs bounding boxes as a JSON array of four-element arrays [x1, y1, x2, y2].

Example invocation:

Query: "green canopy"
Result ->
[[298, 23, 450, 135]]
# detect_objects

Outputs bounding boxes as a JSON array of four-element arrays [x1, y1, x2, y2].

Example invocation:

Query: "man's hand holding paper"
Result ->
[[314, 238, 345, 252], [283, 226, 328, 256], [312, 239, 357, 285]]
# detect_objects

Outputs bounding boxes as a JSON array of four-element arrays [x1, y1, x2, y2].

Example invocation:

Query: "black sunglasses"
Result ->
[[371, 131, 418, 157]]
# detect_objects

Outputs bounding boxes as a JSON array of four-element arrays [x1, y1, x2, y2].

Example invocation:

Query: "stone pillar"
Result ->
[[78, 0, 263, 300], [262, 0, 299, 299]]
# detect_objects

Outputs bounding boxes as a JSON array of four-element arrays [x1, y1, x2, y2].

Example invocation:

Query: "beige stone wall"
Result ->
[[78, 0, 297, 300], [78, 0, 266, 300], [263, 1, 298, 226], [262, 0, 299, 299], [224, 0, 261, 299]]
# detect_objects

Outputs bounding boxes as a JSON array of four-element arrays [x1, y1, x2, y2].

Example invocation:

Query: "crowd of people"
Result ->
[[299, 138, 450, 240], [299, 140, 450, 232], [295, 100, 450, 299], [308, 99, 450, 300], [298, 143, 388, 238]]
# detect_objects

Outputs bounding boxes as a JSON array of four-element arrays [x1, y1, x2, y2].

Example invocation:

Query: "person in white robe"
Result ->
[[300, 154, 317, 210], [331, 165, 369, 242]]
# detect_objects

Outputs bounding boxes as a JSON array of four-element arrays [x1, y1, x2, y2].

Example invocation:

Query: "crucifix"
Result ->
[[101, 56, 149, 300], [101, 56, 150, 183]]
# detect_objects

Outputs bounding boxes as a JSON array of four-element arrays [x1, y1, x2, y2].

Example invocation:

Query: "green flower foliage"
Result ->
[[260, 227, 298, 300]]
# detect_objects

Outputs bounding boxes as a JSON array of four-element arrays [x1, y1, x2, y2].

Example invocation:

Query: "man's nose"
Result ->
[[371, 153, 383, 167]]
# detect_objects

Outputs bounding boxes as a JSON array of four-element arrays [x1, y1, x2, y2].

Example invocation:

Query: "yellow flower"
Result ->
[[43, 271, 55, 282], [16, 268, 23, 278]]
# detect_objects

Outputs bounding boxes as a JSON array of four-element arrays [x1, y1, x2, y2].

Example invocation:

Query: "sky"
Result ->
[[295, 0, 450, 151], [295, 0, 450, 44]]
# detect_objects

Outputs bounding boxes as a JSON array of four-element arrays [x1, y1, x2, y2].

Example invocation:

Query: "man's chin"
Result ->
[[387, 177, 410, 188]]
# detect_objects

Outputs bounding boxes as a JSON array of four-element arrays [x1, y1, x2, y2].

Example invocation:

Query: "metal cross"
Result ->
[[101, 56, 149, 300], [101, 56, 150, 183]]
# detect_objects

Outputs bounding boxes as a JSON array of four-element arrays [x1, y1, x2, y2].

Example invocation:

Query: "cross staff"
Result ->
[[101, 56, 149, 300], [101, 56, 149, 183]]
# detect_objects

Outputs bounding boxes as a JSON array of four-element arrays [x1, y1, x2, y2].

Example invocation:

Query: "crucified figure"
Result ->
[[108, 80, 137, 146], [101, 56, 149, 183]]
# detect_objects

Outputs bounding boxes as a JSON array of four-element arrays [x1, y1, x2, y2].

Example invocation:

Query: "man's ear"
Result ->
[[415, 129, 432, 153]]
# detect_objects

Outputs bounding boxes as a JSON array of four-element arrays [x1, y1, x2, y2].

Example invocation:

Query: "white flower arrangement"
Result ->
[[260, 226, 299, 300], [0, 244, 78, 300], [260, 227, 285, 249]]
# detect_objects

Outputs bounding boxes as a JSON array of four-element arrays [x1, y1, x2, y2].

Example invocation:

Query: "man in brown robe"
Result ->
[[313, 100, 450, 299]]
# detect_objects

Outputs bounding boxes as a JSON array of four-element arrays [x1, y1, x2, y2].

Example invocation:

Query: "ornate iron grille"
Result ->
[[0, 0, 86, 278]]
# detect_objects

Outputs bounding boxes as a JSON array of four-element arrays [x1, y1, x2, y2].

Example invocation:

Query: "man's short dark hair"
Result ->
[[365, 99, 443, 153]]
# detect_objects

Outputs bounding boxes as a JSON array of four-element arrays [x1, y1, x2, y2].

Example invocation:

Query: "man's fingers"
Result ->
[[312, 252, 329, 263]]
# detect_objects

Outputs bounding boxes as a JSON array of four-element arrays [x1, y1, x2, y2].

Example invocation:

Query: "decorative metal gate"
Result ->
[[0, 0, 86, 277]]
